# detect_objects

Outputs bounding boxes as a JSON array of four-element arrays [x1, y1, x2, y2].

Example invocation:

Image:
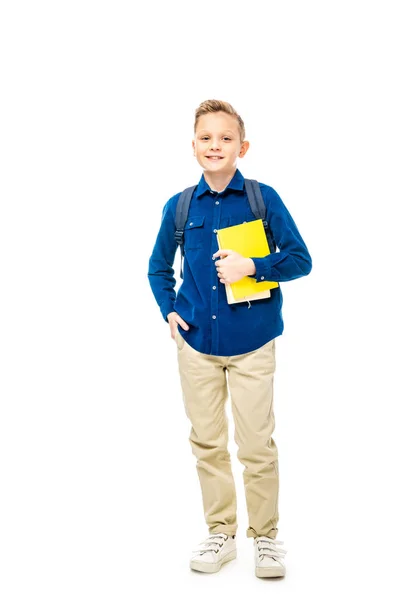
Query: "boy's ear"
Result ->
[[239, 140, 250, 158], [192, 139, 196, 154]]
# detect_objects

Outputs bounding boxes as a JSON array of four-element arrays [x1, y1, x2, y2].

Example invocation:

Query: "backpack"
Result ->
[[174, 179, 276, 278]]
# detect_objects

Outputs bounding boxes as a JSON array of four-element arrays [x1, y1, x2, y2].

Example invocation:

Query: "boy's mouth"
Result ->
[[206, 156, 224, 161]]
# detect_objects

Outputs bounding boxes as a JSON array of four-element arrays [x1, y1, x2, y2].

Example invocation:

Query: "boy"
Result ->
[[147, 100, 312, 578]]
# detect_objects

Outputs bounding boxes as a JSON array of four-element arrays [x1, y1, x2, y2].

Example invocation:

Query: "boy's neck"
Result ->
[[203, 168, 236, 193]]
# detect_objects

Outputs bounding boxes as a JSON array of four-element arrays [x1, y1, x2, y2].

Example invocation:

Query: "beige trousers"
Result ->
[[175, 329, 279, 539]]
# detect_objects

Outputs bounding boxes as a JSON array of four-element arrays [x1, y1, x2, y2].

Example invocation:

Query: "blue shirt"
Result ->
[[148, 168, 312, 356]]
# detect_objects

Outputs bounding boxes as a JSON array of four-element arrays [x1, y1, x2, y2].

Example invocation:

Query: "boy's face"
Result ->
[[192, 111, 249, 176]]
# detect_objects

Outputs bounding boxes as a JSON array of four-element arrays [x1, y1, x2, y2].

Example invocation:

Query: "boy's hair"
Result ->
[[194, 99, 245, 143]]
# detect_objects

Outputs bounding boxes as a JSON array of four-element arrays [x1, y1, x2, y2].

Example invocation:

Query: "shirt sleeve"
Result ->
[[249, 186, 312, 283], [148, 197, 179, 321]]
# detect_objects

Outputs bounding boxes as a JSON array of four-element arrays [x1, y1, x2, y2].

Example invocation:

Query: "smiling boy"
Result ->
[[148, 99, 312, 577]]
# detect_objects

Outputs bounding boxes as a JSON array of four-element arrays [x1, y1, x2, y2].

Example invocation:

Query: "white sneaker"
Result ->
[[254, 536, 287, 578], [190, 533, 237, 573]]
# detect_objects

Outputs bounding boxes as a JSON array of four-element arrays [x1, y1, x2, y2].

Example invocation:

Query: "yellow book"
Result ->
[[216, 219, 279, 304]]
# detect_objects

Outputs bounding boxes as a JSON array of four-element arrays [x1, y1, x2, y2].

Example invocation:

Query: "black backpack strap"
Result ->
[[175, 185, 197, 278], [244, 179, 266, 220], [244, 179, 276, 253]]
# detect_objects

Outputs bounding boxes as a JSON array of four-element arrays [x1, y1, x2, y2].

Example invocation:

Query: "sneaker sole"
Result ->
[[255, 565, 286, 578], [190, 549, 237, 573]]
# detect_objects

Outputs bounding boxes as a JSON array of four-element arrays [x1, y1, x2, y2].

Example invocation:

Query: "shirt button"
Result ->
[[212, 256, 216, 260], [212, 285, 216, 290], [212, 315, 217, 319], [213, 229, 217, 233], [215, 201, 219, 205], [261, 276, 265, 280], [189, 222, 193, 226]]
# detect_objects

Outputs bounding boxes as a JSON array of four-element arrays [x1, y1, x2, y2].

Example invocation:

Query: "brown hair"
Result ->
[[194, 99, 245, 143]]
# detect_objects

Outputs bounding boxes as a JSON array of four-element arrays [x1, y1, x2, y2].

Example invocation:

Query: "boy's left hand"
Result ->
[[213, 249, 255, 284]]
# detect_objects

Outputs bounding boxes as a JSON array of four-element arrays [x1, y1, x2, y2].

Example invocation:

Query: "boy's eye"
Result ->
[[200, 136, 232, 141]]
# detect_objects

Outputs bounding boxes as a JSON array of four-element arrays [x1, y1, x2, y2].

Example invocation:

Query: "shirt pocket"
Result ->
[[220, 212, 256, 229], [184, 215, 205, 250]]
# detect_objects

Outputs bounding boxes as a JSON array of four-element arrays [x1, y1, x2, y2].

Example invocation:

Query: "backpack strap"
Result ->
[[175, 185, 197, 278], [244, 179, 276, 253]]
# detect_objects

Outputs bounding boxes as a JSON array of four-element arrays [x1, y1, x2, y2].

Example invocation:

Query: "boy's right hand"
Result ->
[[167, 311, 190, 340]]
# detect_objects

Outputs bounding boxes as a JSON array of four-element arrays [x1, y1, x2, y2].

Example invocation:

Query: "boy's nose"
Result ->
[[209, 139, 221, 150]]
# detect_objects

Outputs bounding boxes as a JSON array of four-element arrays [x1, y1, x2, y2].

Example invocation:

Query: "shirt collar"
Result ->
[[196, 168, 245, 198]]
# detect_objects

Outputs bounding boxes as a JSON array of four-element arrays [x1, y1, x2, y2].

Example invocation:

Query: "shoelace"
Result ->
[[255, 537, 287, 562], [193, 533, 229, 555]]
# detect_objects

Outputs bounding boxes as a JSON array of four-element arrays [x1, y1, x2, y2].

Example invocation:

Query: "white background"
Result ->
[[1, 1, 399, 598]]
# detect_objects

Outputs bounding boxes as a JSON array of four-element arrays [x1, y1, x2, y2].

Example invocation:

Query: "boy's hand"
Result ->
[[213, 250, 256, 284], [167, 311, 190, 340]]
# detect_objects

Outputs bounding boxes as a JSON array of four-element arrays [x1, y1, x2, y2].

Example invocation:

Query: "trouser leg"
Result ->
[[227, 338, 279, 539], [175, 330, 237, 535]]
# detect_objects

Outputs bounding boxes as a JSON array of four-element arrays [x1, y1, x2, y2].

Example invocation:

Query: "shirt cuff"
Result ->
[[249, 257, 273, 283], [161, 302, 176, 322]]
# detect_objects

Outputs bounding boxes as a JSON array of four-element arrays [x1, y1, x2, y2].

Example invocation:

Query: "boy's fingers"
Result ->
[[213, 249, 232, 259], [170, 312, 189, 331], [177, 317, 189, 331]]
